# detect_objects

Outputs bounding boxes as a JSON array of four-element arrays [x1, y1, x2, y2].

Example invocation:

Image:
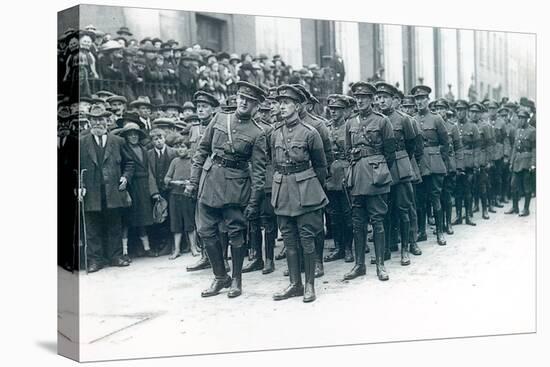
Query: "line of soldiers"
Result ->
[[64, 77, 536, 303], [179, 80, 536, 303]]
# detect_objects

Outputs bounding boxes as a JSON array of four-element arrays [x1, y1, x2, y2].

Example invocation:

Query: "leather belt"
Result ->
[[275, 161, 311, 175], [212, 155, 248, 170]]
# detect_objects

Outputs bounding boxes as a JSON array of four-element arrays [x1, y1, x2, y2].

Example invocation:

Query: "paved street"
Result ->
[[58, 200, 536, 362]]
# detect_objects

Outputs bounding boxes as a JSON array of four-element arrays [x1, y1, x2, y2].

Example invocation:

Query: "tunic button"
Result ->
[[287, 138, 291, 142], [289, 128, 292, 132], [232, 129, 236, 133]]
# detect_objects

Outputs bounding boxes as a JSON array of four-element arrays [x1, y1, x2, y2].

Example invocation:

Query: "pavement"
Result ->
[[58, 200, 536, 362]]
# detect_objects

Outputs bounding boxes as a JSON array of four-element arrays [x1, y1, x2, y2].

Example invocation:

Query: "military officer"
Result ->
[[243, 101, 278, 275], [505, 109, 535, 216], [453, 99, 479, 226], [434, 98, 464, 235], [292, 84, 334, 278], [323, 94, 354, 263], [487, 100, 506, 207], [375, 82, 417, 266], [500, 105, 514, 203], [186, 91, 221, 272], [470, 102, 495, 220], [395, 94, 423, 256], [343, 82, 395, 281], [411, 85, 449, 246], [271, 85, 328, 302], [185, 81, 267, 298]]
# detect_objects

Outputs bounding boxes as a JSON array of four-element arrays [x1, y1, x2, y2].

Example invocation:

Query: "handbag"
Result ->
[[152, 196, 168, 224]]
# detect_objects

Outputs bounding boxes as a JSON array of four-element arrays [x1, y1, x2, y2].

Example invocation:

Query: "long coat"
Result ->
[[122, 143, 156, 227], [79, 133, 134, 212], [147, 146, 177, 195]]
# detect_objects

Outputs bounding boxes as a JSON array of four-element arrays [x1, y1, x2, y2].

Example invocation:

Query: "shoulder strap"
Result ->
[[226, 113, 235, 153]]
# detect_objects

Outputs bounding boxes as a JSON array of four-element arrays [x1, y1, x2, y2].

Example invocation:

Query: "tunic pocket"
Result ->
[[463, 150, 474, 168], [395, 150, 413, 180], [224, 168, 251, 206], [294, 168, 327, 207], [271, 172, 283, 207]]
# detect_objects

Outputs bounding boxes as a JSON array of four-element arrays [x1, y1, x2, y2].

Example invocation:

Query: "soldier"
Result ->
[[323, 94, 354, 263], [242, 100, 278, 275], [343, 82, 395, 281], [505, 109, 535, 216], [487, 100, 506, 208], [434, 98, 464, 235], [293, 84, 334, 278], [375, 82, 417, 265], [186, 91, 220, 272], [453, 100, 479, 226], [411, 85, 449, 246], [500, 105, 514, 203], [470, 102, 495, 220], [271, 85, 328, 302], [185, 81, 267, 298], [396, 94, 423, 256]]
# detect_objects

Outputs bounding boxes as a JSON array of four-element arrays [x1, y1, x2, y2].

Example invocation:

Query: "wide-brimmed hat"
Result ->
[[229, 53, 240, 62], [107, 95, 128, 104], [116, 26, 133, 36], [100, 40, 123, 52], [117, 122, 146, 138], [129, 96, 153, 109]]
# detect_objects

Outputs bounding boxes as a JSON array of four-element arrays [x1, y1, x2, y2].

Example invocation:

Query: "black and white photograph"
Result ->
[[52, 1, 540, 363]]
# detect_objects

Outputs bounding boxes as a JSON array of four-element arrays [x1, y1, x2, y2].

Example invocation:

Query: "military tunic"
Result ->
[[510, 124, 536, 195]]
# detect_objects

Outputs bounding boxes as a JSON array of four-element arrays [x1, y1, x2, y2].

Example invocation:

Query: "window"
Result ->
[[196, 14, 224, 52]]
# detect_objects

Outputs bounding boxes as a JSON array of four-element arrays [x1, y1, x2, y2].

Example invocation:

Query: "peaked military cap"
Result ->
[[276, 84, 306, 103], [394, 89, 405, 100], [258, 101, 272, 112], [517, 110, 530, 118], [434, 98, 450, 109], [504, 101, 518, 110], [375, 82, 397, 96], [292, 84, 315, 104], [236, 81, 266, 102], [184, 114, 200, 123], [411, 85, 432, 97], [351, 81, 376, 96], [468, 102, 483, 112], [497, 107, 510, 114], [266, 87, 278, 100], [327, 94, 348, 108], [182, 101, 196, 111], [455, 99, 469, 110], [193, 91, 220, 107], [401, 95, 416, 106], [486, 100, 500, 109]]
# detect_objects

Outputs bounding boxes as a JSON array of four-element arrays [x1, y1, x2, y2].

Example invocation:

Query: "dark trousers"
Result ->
[[351, 194, 388, 234], [416, 174, 444, 234], [455, 168, 474, 216], [384, 182, 414, 251], [326, 190, 353, 252], [85, 208, 123, 264], [490, 159, 503, 201], [502, 162, 511, 199], [511, 170, 533, 196], [278, 209, 324, 255], [196, 203, 246, 247], [441, 173, 456, 209]]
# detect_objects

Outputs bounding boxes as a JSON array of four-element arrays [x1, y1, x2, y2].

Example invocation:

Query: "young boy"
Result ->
[[164, 137, 198, 259]]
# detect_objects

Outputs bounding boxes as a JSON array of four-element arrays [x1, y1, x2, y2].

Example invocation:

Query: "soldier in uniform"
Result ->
[[470, 102, 495, 220], [453, 100, 479, 226], [185, 81, 267, 298], [271, 85, 328, 302], [434, 98, 464, 235], [242, 101, 278, 274], [505, 109, 535, 216], [375, 83, 417, 265], [186, 91, 220, 272], [323, 94, 354, 263], [500, 105, 514, 203], [396, 94, 423, 256], [293, 84, 334, 278], [487, 100, 506, 207], [343, 82, 395, 281], [411, 85, 449, 246]]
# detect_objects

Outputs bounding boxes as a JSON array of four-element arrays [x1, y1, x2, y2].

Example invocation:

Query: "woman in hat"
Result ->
[[63, 32, 99, 97], [118, 123, 160, 259]]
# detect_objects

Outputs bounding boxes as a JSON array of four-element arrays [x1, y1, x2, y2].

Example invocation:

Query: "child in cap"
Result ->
[[164, 137, 199, 259]]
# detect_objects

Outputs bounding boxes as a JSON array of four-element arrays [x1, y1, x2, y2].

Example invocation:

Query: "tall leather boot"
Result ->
[[374, 230, 389, 281], [435, 210, 447, 246], [201, 239, 231, 297], [409, 206, 422, 256], [400, 220, 411, 266], [452, 197, 462, 225], [262, 226, 276, 274], [473, 195, 480, 213], [505, 195, 520, 214], [314, 232, 324, 278], [344, 225, 367, 280], [488, 195, 496, 213], [343, 224, 355, 263], [273, 246, 304, 300], [383, 213, 392, 261], [465, 196, 477, 226], [228, 246, 245, 298], [303, 251, 316, 302], [482, 196, 490, 219], [324, 222, 344, 262], [417, 204, 427, 242], [242, 222, 264, 273], [220, 231, 231, 272], [519, 195, 531, 217], [445, 202, 454, 235]]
